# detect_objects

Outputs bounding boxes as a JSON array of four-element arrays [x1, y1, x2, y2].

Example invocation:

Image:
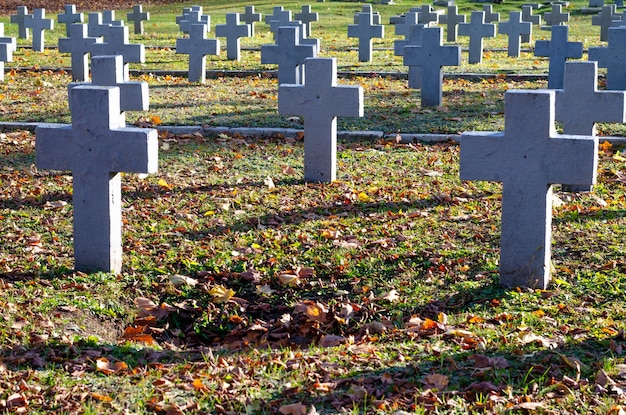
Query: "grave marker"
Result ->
[[354, 5, 382, 25], [0, 23, 18, 53], [555, 61, 625, 191], [102, 10, 123, 27], [283, 21, 321, 55], [294, 5, 319, 37], [215, 13, 251, 61], [610, 10, 626, 26], [439, 6, 466, 42], [87, 12, 106, 38], [535, 25, 583, 89], [542, 4, 570, 28], [35, 85, 158, 273], [482, 5, 500, 23], [592, 5, 620, 40], [24, 8, 54, 52], [278, 58, 363, 182], [58, 5, 84, 37], [498, 11, 532, 57], [127, 5, 150, 35], [403, 27, 461, 106], [458, 11, 496, 64], [261, 26, 316, 84], [179, 10, 210, 34], [241, 6, 262, 36], [348, 9, 385, 62], [396, 24, 426, 88], [91, 24, 146, 81], [267, 9, 294, 40], [521, 5, 541, 43], [10, 6, 31, 40], [460, 90, 598, 289], [58, 23, 101, 81], [0, 29, 15, 82], [588, 26, 626, 89], [418, 5, 443, 26], [70, 55, 149, 112], [394, 11, 419, 37], [176, 23, 220, 83]]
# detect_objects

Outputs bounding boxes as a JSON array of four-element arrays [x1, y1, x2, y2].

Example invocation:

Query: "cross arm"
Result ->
[[546, 136, 598, 186], [460, 132, 507, 182]]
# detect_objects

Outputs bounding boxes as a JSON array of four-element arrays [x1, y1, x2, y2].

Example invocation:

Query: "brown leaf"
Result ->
[[96, 357, 128, 375], [134, 297, 175, 320], [294, 300, 329, 323], [422, 373, 449, 390], [279, 403, 308, 415], [465, 381, 504, 394], [471, 354, 509, 369], [318, 334, 347, 348]]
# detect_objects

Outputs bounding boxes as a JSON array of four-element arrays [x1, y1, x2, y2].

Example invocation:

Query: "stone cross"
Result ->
[[58, 23, 101, 82], [215, 13, 251, 61], [241, 6, 262, 36], [555, 61, 625, 191], [91, 24, 146, 81], [348, 10, 385, 62], [24, 8, 54, 52], [543, 4, 570, 28], [588, 27, 626, 89], [179, 10, 210, 34], [294, 5, 319, 37], [354, 5, 382, 25], [102, 10, 123, 27], [482, 5, 500, 23], [58, 5, 84, 37], [534, 25, 583, 89], [458, 11, 496, 64], [176, 6, 199, 26], [394, 11, 419, 37], [439, 6, 466, 42], [10, 6, 32, 40], [498, 11, 532, 57], [278, 58, 363, 183], [70, 55, 149, 112], [267, 9, 294, 40], [35, 85, 158, 273], [396, 24, 426, 88], [0, 23, 18, 53], [460, 90, 598, 289], [127, 5, 150, 35], [592, 5, 620, 40], [417, 5, 443, 26], [610, 11, 626, 27], [283, 21, 320, 55], [403, 27, 461, 107], [0, 30, 15, 82], [261, 26, 316, 84], [521, 5, 541, 43], [176, 23, 220, 83]]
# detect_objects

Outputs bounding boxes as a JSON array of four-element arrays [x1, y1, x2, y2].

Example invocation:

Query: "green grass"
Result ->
[[1, 1, 626, 413]]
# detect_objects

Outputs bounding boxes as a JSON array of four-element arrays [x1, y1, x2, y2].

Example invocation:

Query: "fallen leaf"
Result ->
[[279, 403, 307, 415], [381, 289, 400, 303], [319, 334, 347, 347], [422, 373, 449, 390], [134, 297, 175, 320], [264, 176, 275, 189], [294, 300, 329, 323], [278, 273, 301, 287], [168, 274, 198, 287], [209, 285, 235, 304], [96, 357, 128, 375]]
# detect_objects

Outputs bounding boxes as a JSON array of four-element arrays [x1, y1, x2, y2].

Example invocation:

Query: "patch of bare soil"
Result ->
[[0, 1, 171, 16]]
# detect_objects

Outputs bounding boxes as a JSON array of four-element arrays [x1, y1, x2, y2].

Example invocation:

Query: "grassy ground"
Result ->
[[1, 0, 626, 414]]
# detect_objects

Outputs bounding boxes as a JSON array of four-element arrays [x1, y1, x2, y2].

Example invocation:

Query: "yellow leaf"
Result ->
[[532, 309, 545, 318], [209, 285, 235, 304], [157, 178, 172, 189], [150, 115, 162, 125], [278, 273, 300, 287], [600, 140, 613, 153], [357, 191, 373, 203]]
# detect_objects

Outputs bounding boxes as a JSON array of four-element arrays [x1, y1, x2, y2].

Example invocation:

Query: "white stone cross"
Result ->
[[498, 11, 532, 57], [24, 8, 54, 52], [439, 6, 466, 42], [58, 5, 84, 37], [417, 5, 442, 26], [240, 6, 262, 36], [521, 5, 541, 43], [278, 58, 363, 183], [396, 24, 426, 88], [403, 27, 461, 107], [482, 5, 500, 23], [0, 31, 15, 82], [542, 4, 570, 28], [179, 10, 210, 34], [458, 11, 496, 64], [348, 10, 385, 62], [70, 55, 149, 112], [261, 25, 316, 85], [589, 27, 626, 89], [58, 23, 101, 81], [294, 5, 319, 37], [176, 23, 220, 83], [10, 6, 31, 40], [215, 13, 251, 61], [555, 61, 625, 191], [592, 5, 620, 41], [354, 5, 381, 25], [127, 5, 150, 35], [35, 85, 158, 273], [460, 90, 598, 289], [91, 24, 146, 81], [282, 21, 320, 55], [0, 23, 18, 53], [267, 9, 294, 40], [534, 25, 583, 89]]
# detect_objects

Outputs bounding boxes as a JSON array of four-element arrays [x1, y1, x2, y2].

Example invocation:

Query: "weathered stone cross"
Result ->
[[521, 5, 540, 43], [498, 11, 532, 57], [176, 23, 220, 83], [460, 90, 598, 289], [10, 6, 31, 40], [58, 23, 101, 82], [240, 5, 262, 36], [127, 5, 150, 35], [278, 58, 363, 183], [215, 13, 251, 61], [592, 5, 620, 41], [439, 6, 466, 42], [58, 5, 84, 37], [534, 25, 582, 89], [261, 26, 316, 85], [458, 11, 496, 64], [294, 5, 319, 37], [91, 24, 146, 81], [588, 27, 626, 90], [24, 8, 54, 52], [35, 85, 158, 273], [348, 9, 385, 62]]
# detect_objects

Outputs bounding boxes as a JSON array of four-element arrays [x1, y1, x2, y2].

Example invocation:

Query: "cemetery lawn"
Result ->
[[1, 129, 626, 414], [1, 0, 626, 413]]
